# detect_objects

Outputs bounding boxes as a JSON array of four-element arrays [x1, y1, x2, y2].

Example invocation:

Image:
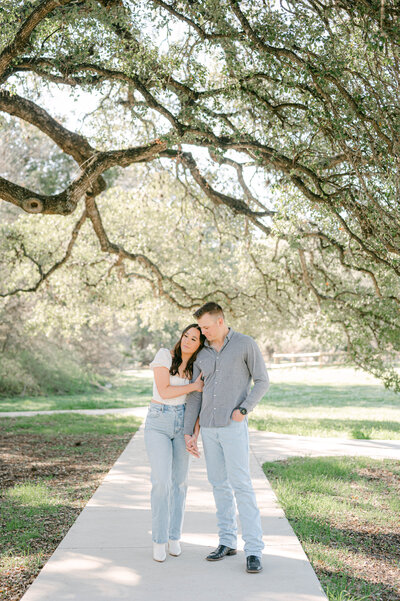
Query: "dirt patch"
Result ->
[[0, 430, 134, 601]]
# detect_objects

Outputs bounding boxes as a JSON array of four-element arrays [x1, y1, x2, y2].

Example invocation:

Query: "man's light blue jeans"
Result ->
[[144, 403, 190, 544], [201, 418, 264, 558]]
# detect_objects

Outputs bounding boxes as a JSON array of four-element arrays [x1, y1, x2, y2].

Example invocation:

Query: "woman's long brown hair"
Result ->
[[170, 324, 205, 379]]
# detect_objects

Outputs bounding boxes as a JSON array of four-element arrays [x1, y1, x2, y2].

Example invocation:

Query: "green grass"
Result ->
[[249, 367, 400, 440], [263, 456, 400, 601], [2, 481, 65, 550], [1, 366, 400, 440], [0, 412, 142, 438], [0, 370, 151, 412]]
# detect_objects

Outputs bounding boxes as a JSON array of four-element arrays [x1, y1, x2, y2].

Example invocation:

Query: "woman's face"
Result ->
[[180, 327, 202, 355]]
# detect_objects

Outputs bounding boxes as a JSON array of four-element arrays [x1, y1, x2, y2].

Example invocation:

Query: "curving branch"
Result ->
[[228, 0, 305, 66], [0, 0, 75, 78], [208, 149, 274, 214], [0, 89, 108, 198], [160, 149, 272, 234], [0, 90, 96, 164], [0, 140, 167, 214], [0, 209, 87, 297]]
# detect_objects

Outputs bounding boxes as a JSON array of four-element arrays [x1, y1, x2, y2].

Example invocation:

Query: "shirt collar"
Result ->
[[204, 327, 234, 349]]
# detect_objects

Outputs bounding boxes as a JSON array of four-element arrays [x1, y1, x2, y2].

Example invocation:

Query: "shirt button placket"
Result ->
[[212, 352, 219, 425]]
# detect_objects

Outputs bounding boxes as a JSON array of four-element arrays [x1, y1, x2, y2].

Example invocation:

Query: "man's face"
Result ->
[[197, 313, 223, 342]]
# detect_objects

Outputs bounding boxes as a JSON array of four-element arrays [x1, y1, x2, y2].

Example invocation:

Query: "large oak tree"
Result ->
[[1, 0, 400, 386]]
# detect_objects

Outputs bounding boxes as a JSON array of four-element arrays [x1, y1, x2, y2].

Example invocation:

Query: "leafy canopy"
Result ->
[[1, 0, 400, 387]]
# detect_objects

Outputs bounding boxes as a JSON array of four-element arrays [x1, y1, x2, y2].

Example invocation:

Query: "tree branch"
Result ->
[[0, 0, 75, 78], [0, 209, 87, 297], [0, 140, 167, 214], [160, 149, 272, 234]]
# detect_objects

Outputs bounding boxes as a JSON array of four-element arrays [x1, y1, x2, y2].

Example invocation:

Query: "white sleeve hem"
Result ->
[[149, 348, 172, 370]]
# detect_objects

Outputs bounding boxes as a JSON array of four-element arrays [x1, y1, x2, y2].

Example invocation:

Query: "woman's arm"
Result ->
[[153, 367, 203, 400]]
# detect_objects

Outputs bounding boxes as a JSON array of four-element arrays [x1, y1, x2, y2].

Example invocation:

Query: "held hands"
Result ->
[[193, 372, 204, 392], [184, 434, 200, 458], [231, 409, 246, 422]]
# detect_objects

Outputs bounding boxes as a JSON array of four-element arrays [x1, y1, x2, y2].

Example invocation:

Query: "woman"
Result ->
[[145, 324, 205, 562]]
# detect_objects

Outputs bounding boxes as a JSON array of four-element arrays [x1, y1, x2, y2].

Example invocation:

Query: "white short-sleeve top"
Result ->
[[149, 348, 189, 405]]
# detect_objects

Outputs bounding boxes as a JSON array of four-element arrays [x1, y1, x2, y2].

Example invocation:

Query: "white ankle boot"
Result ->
[[168, 540, 181, 556], [153, 542, 166, 562]]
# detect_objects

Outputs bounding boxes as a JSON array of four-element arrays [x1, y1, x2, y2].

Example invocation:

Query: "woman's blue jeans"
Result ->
[[144, 402, 190, 544]]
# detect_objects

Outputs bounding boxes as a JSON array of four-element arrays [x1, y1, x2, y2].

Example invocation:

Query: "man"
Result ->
[[183, 302, 269, 574]]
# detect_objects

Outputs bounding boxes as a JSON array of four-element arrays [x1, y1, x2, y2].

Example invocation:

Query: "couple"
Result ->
[[144, 302, 269, 573]]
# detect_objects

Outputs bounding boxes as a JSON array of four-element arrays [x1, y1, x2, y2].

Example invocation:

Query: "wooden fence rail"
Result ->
[[267, 351, 348, 368]]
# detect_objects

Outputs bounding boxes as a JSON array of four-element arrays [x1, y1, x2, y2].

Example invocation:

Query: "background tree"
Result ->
[[1, 160, 311, 394], [1, 0, 400, 387]]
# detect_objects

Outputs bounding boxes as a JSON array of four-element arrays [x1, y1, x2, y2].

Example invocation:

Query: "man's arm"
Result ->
[[241, 338, 269, 412], [183, 362, 202, 435]]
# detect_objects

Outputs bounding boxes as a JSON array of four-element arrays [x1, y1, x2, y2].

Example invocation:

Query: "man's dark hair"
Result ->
[[193, 302, 224, 320]]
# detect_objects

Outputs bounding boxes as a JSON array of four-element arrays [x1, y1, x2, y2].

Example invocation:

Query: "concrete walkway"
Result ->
[[15, 416, 400, 601], [250, 430, 400, 463], [20, 424, 330, 601]]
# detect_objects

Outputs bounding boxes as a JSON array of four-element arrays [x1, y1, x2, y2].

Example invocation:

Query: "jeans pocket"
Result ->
[[147, 407, 162, 418]]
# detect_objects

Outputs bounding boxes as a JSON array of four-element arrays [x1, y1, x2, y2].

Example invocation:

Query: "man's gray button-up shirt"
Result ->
[[183, 329, 269, 435]]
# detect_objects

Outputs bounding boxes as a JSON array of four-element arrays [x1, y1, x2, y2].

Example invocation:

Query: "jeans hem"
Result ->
[[219, 539, 237, 548]]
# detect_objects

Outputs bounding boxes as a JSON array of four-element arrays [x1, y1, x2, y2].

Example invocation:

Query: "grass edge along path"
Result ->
[[2, 368, 400, 441], [0, 413, 141, 601], [263, 455, 400, 601]]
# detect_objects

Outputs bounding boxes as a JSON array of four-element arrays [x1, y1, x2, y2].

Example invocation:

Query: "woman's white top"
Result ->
[[149, 348, 189, 405]]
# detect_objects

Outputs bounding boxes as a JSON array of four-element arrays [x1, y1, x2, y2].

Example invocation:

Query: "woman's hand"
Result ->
[[184, 434, 200, 458], [193, 372, 204, 392]]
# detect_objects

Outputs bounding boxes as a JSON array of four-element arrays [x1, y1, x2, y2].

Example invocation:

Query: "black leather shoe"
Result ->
[[246, 555, 263, 573], [206, 545, 237, 561]]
